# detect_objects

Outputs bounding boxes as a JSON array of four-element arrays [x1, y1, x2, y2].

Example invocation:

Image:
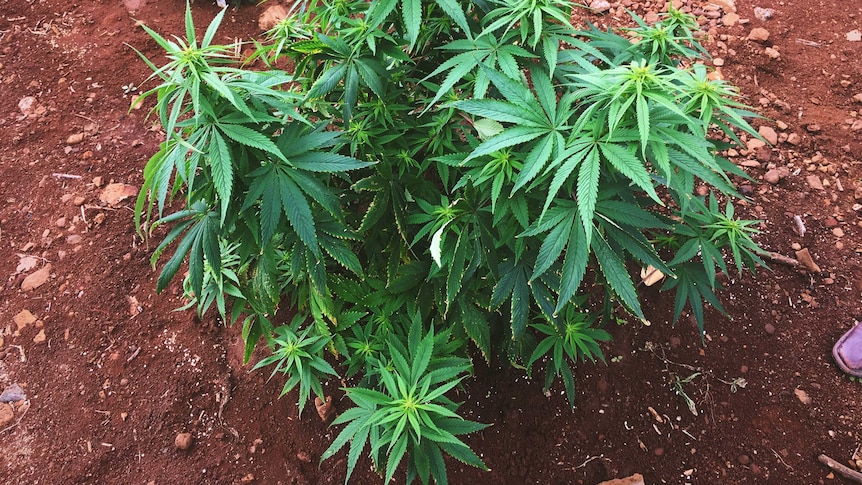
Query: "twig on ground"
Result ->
[[818, 454, 862, 483], [52, 173, 82, 179], [772, 448, 793, 470], [765, 252, 799, 267], [0, 400, 31, 435]]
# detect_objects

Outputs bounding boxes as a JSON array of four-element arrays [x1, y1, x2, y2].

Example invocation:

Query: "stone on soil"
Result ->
[[13, 310, 37, 331], [66, 133, 85, 145], [33, 329, 46, 344], [0, 403, 13, 427], [722, 12, 740, 26], [710, 0, 736, 12], [598, 474, 645, 485], [21, 264, 51, 291], [806, 175, 824, 190], [794, 388, 811, 405], [848, 30, 862, 42], [758, 126, 778, 145], [99, 183, 138, 206], [748, 27, 770, 42], [753, 7, 775, 21], [0, 384, 27, 402], [175, 432, 193, 450], [590, 0, 611, 12]]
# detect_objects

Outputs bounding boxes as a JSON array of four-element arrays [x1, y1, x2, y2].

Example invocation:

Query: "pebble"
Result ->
[[794, 388, 811, 405], [848, 30, 862, 42], [852, 93, 862, 104], [763, 169, 782, 185], [0, 384, 27, 402], [14, 310, 37, 331], [805, 123, 821, 133], [758, 126, 778, 145], [738, 454, 751, 465], [786, 133, 801, 145], [806, 175, 824, 190], [748, 27, 770, 42], [764, 323, 775, 334], [722, 13, 740, 26], [175, 432, 193, 450], [67, 133, 85, 145], [764, 47, 780, 59], [654, 447, 664, 456], [832, 228, 844, 237], [824, 217, 838, 228], [73, 196, 86, 206], [296, 450, 312, 462], [0, 403, 13, 427], [753, 7, 775, 21], [55, 217, 67, 228], [21, 264, 51, 291], [66, 234, 82, 245], [589, 0, 612, 12], [33, 329, 46, 344]]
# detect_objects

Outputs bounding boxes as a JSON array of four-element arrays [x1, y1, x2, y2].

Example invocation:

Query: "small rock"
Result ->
[[66, 234, 82, 245], [18, 96, 36, 116], [73, 196, 86, 206], [13, 310, 37, 331], [597, 474, 646, 485], [786, 133, 801, 145], [713, 57, 725, 67], [805, 123, 821, 133], [653, 448, 664, 456], [710, 0, 736, 12], [175, 432, 193, 450], [0, 403, 13, 427], [94, 213, 106, 225], [738, 454, 751, 465], [67, 133, 85, 145], [722, 12, 740, 26], [763, 169, 786, 185], [99, 183, 138, 206], [833, 228, 844, 237], [589, 0, 611, 12], [746, 138, 766, 150], [748, 27, 770, 42], [55, 217, 67, 228], [33, 329, 46, 344], [93, 176, 103, 187], [21, 264, 51, 291], [776, 120, 789, 130], [824, 217, 839, 228], [758, 126, 778, 145], [240, 474, 255, 483], [127, 296, 142, 317], [852, 93, 862, 104], [851, 120, 862, 132], [296, 450, 312, 463], [764, 47, 781, 59], [764, 323, 775, 334], [753, 7, 775, 21], [806, 175, 824, 190], [794, 388, 811, 405], [0, 384, 27, 403], [848, 30, 862, 42]]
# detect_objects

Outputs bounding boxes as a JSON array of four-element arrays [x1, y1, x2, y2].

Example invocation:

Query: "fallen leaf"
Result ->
[[15, 255, 39, 274]]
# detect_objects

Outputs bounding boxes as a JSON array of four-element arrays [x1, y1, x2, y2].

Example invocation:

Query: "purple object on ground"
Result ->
[[0, 383, 27, 402], [833, 323, 862, 377]]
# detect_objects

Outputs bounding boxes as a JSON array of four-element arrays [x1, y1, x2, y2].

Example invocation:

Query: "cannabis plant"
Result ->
[[135, 1, 767, 482]]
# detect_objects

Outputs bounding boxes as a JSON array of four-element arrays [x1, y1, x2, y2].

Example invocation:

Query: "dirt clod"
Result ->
[[174, 432, 193, 450], [21, 264, 51, 291], [0, 403, 14, 427]]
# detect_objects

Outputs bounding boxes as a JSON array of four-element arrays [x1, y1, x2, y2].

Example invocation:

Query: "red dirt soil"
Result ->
[[0, 0, 860, 484]]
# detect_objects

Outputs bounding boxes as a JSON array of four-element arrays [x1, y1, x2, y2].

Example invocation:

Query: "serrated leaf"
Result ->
[[473, 118, 505, 140], [218, 123, 286, 161]]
